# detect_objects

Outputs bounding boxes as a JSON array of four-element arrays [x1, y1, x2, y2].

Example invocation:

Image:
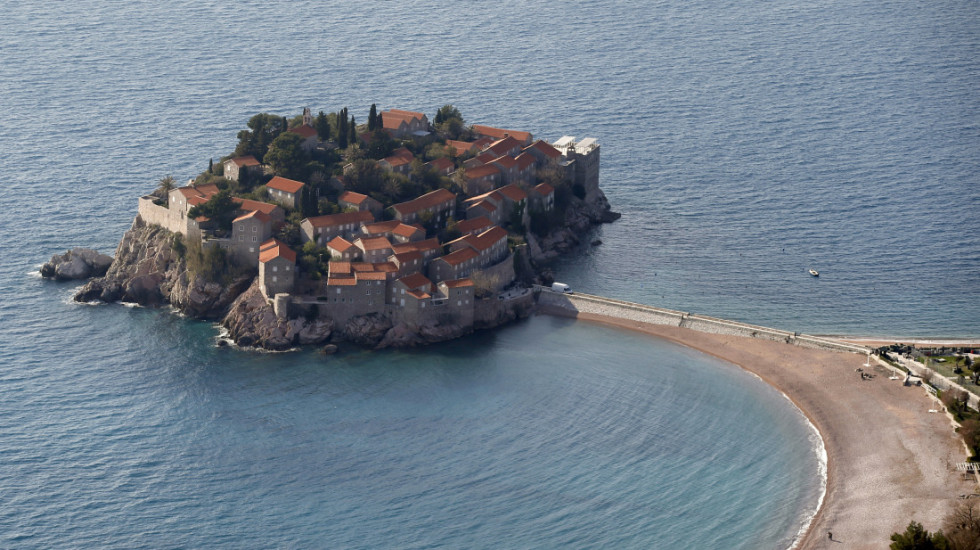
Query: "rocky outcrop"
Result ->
[[474, 293, 535, 330], [40, 248, 113, 280], [526, 188, 620, 265], [376, 320, 471, 349], [222, 280, 333, 350], [74, 216, 249, 319], [341, 313, 393, 346]]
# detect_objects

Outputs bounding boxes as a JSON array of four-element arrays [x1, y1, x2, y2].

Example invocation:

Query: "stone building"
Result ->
[[300, 210, 375, 245], [266, 176, 305, 210], [390, 188, 456, 226], [222, 156, 260, 182], [258, 239, 296, 298]]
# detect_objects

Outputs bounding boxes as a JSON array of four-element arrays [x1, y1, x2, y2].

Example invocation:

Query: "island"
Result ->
[[66, 105, 619, 350]]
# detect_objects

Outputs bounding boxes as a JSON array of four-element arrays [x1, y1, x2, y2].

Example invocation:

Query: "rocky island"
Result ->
[[54, 105, 618, 350]]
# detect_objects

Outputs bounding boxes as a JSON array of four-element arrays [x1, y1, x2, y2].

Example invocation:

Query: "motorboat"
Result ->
[[809, 268, 819, 277]]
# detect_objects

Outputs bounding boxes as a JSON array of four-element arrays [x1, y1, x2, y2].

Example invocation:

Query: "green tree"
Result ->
[[960, 420, 980, 459], [314, 111, 331, 141], [348, 115, 357, 146], [208, 158, 214, 174], [376, 111, 383, 132], [264, 132, 309, 179], [435, 104, 464, 139], [187, 189, 239, 231], [368, 103, 378, 131], [234, 113, 288, 162], [889, 521, 949, 549], [337, 108, 349, 149], [281, 116, 289, 133], [345, 159, 386, 196], [155, 175, 176, 198]]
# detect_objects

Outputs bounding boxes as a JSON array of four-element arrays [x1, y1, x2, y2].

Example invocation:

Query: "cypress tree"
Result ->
[[208, 158, 213, 174], [314, 111, 330, 141], [376, 112, 383, 132], [349, 115, 357, 145], [337, 108, 349, 149], [368, 104, 377, 131], [281, 116, 289, 134], [435, 109, 443, 125]]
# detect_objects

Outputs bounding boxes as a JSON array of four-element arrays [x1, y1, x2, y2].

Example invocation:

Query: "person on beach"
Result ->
[[828, 531, 833, 540]]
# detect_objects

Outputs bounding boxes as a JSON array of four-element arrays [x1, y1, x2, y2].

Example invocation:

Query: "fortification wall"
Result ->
[[138, 197, 176, 231]]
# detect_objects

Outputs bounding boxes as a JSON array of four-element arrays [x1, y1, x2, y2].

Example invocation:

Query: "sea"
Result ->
[[0, 0, 977, 548]]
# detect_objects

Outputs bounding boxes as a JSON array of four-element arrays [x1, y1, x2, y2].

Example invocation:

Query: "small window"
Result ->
[[272, 276, 278, 283], [252, 226, 256, 232], [238, 236, 244, 242], [285, 266, 290, 271], [252, 236, 257, 242], [336, 288, 341, 294], [272, 266, 278, 272]]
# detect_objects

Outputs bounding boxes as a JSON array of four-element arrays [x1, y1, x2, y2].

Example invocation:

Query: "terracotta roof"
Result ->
[[491, 155, 518, 169], [233, 209, 272, 224], [258, 238, 296, 263], [446, 140, 479, 155], [486, 137, 522, 157], [338, 190, 372, 205], [407, 289, 432, 299], [304, 210, 374, 228], [465, 225, 508, 252], [439, 247, 478, 267], [327, 277, 358, 286], [383, 155, 412, 168], [288, 124, 317, 139], [472, 125, 533, 144], [327, 236, 355, 252], [391, 237, 440, 255], [474, 152, 496, 165], [525, 140, 562, 159], [382, 117, 409, 131], [464, 164, 500, 180], [375, 262, 398, 273], [398, 272, 433, 291], [267, 176, 305, 195], [465, 190, 504, 205], [443, 278, 474, 288], [469, 199, 497, 213], [361, 220, 402, 234], [392, 223, 423, 238], [186, 195, 210, 207], [351, 262, 376, 272], [329, 261, 353, 276], [357, 271, 388, 281], [234, 198, 280, 216], [356, 236, 393, 251], [426, 157, 454, 172], [514, 152, 536, 171], [533, 183, 555, 196], [496, 184, 527, 202], [391, 147, 414, 161], [385, 109, 426, 120], [228, 155, 260, 167], [456, 216, 493, 235], [391, 188, 456, 216]]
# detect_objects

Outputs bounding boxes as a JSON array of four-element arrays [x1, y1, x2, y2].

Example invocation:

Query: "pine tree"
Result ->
[[281, 116, 289, 134], [368, 103, 377, 131], [348, 115, 357, 145], [314, 111, 330, 141]]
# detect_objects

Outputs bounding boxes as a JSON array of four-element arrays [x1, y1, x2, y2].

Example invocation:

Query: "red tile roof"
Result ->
[[392, 250, 423, 264], [398, 272, 433, 291], [443, 278, 474, 288], [514, 152, 536, 171], [267, 176, 305, 195], [327, 277, 358, 286], [486, 137, 522, 157], [525, 140, 562, 159], [426, 157, 454, 173], [490, 155, 517, 169], [533, 182, 555, 196], [391, 147, 414, 161], [439, 247, 478, 267], [357, 271, 388, 281], [472, 225, 508, 250], [258, 238, 296, 263], [391, 188, 456, 217], [469, 199, 497, 213], [393, 224, 423, 238], [391, 237, 440, 255], [361, 220, 402, 234], [356, 236, 393, 251], [456, 216, 493, 235], [383, 155, 412, 168], [474, 152, 496, 165], [496, 184, 527, 202], [329, 261, 353, 276], [233, 209, 272, 224], [472, 125, 533, 144], [234, 197, 280, 216], [338, 190, 371, 205], [464, 164, 500, 180], [327, 236, 355, 252], [305, 210, 374, 228], [229, 155, 260, 167], [288, 124, 317, 139], [387, 109, 427, 119], [446, 140, 478, 155]]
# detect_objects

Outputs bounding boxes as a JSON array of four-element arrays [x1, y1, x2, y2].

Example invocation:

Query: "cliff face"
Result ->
[[526, 187, 620, 264], [75, 216, 251, 319], [222, 281, 333, 350]]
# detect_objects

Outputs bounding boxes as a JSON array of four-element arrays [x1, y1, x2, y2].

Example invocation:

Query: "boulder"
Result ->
[[41, 248, 114, 280]]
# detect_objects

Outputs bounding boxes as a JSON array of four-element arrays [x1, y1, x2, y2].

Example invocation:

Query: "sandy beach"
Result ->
[[566, 312, 975, 549]]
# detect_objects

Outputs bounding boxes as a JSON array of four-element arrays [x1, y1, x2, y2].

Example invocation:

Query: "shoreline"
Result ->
[[563, 311, 975, 549]]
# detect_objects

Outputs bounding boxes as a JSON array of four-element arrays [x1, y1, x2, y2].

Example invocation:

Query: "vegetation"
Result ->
[[234, 113, 288, 162], [187, 189, 239, 231], [889, 521, 949, 549], [434, 104, 465, 139], [264, 131, 309, 179]]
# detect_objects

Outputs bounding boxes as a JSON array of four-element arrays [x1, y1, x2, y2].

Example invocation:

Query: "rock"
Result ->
[[41, 248, 114, 280], [343, 313, 393, 346], [591, 239, 602, 246], [221, 281, 333, 350], [320, 344, 338, 355]]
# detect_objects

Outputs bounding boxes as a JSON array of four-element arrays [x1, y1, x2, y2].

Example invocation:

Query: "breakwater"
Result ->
[[536, 288, 870, 355]]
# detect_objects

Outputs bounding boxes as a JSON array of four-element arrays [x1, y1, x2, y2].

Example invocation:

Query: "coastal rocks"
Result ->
[[221, 281, 333, 350], [341, 313, 393, 346], [376, 320, 469, 349], [40, 248, 113, 280], [525, 189, 620, 265], [474, 293, 534, 330], [74, 216, 250, 318]]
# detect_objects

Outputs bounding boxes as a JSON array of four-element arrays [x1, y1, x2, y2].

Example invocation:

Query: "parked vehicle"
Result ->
[[551, 282, 573, 294]]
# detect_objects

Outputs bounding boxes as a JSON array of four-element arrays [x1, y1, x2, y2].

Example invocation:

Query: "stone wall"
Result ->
[[138, 196, 175, 231], [536, 289, 869, 355]]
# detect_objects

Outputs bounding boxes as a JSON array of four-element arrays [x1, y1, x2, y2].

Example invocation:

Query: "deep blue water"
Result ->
[[1, 0, 977, 547]]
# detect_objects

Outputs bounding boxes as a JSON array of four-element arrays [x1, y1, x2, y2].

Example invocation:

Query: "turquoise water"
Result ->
[[1, 0, 977, 546]]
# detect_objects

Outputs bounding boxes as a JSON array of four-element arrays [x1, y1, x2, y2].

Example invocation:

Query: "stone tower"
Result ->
[[303, 107, 312, 127]]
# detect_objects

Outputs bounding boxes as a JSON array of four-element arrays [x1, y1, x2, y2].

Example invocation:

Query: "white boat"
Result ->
[[809, 268, 819, 277]]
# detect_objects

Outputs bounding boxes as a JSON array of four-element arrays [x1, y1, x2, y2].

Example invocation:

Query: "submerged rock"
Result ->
[[41, 248, 113, 280]]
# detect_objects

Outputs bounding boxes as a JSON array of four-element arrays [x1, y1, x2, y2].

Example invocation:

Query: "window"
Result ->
[[249, 247, 255, 253], [238, 224, 244, 232], [238, 236, 243, 242], [252, 236, 257, 242], [336, 288, 341, 294], [272, 266, 278, 272], [272, 276, 277, 283], [285, 266, 290, 271]]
